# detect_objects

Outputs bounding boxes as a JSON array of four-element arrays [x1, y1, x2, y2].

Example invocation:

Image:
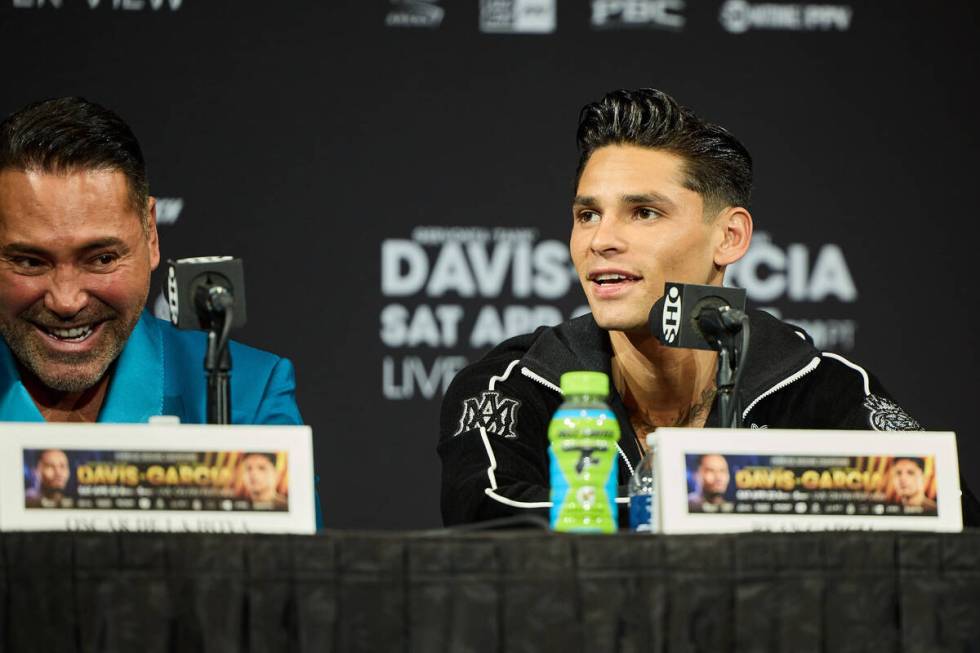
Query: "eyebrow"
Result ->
[[572, 192, 678, 211], [622, 193, 677, 210], [572, 195, 600, 208], [1, 237, 130, 257], [79, 237, 129, 253], [0, 242, 49, 257]]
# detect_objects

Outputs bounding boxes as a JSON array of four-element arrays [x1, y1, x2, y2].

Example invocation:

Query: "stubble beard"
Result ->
[[0, 299, 144, 393]]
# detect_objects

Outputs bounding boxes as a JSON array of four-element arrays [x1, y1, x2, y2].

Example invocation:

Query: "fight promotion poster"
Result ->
[[0, 423, 315, 534], [655, 429, 962, 534]]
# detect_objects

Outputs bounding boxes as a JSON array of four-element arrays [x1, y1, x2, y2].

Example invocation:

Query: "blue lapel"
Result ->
[[0, 339, 44, 422], [99, 312, 164, 423]]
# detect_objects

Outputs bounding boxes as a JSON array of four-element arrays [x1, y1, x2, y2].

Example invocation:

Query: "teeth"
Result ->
[[47, 325, 94, 341], [595, 273, 629, 282]]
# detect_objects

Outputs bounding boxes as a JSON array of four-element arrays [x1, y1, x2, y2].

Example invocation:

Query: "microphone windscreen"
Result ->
[[167, 257, 248, 330], [649, 282, 746, 351]]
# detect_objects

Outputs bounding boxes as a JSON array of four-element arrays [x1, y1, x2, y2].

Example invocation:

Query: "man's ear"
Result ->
[[146, 197, 161, 271], [713, 206, 753, 267]]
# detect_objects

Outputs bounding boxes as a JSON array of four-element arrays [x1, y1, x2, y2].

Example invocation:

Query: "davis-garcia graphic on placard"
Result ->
[[655, 428, 960, 534], [684, 453, 938, 517], [22, 448, 290, 513], [1, 423, 315, 534]]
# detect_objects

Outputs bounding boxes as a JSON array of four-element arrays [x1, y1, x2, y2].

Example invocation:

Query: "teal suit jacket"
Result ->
[[1, 311, 321, 526], [0, 311, 302, 425]]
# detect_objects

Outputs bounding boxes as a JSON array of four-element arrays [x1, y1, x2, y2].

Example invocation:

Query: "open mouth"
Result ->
[[588, 271, 643, 287], [35, 322, 101, 344], [587, 270, 643, 297], [590, 272, 641, 284]]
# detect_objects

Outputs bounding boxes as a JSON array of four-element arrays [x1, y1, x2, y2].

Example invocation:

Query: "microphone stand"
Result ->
[[698, 307, 751, 429], [198, 286, 235, 425]]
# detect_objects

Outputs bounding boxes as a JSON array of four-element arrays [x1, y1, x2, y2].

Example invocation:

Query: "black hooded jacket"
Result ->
[[438, 310, 980, 526]]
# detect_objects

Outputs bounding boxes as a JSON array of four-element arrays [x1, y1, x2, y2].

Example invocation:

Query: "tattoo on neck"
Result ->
[[671, 386, 717, 427], [630, 386, 717, 437]]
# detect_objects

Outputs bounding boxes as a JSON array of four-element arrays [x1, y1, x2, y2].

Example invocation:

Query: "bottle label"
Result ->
[[548, 408, 619, 533], [629, 494, 653, 533]]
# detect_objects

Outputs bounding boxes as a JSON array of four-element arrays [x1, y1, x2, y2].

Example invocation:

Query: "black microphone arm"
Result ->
[[694, 304, 750, 429], [197, 282, 235, 425], [649, 282, 750, 428]]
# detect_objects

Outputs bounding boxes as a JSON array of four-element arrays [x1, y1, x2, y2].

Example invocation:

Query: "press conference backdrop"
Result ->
[[0, 1, 976, 529]]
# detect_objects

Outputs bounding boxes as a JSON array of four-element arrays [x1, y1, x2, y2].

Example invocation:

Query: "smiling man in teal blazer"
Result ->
[[0, 97, 302, 426]]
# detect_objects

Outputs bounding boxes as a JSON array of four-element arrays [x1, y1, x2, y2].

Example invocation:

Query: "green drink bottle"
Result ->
[[548, 371, 620, 533]]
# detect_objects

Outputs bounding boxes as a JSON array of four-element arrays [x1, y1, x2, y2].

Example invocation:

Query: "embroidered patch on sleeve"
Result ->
[[863, 394, 923, 431], [453, 391, 521, 438]]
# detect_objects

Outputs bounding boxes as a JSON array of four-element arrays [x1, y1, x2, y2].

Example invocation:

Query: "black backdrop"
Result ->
[[1, 0, 977, 529]]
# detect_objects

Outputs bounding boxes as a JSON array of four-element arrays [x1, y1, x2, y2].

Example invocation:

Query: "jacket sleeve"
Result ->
[[253, 357, 304, 425], [437, 358, 552, 526]]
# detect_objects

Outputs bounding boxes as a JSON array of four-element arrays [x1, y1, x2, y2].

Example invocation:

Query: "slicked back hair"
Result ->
[[576, 88, 753, 213], [0, 97, 150, 228]]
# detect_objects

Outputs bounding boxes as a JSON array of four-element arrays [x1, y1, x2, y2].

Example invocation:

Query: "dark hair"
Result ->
[[894, 457, 926, 472], [698, 453, 728, 467], [576, 88, 753, 211], [242, 452, 277, 465], [0, 96, 149, 225], [32, 448, 67, 467]]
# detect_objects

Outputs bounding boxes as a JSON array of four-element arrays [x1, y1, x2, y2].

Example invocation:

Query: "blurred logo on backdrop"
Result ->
[[12, 0, 184, 9], [726, 232, 858, 351], [719, 0, 852, 34], [380, 226, 587, 400], [590, 0, 686, 31], [155, 197, 184, 226], [480, 0, 556, 34], [385, 0, 444, 28], [150, 197, 184, 322]]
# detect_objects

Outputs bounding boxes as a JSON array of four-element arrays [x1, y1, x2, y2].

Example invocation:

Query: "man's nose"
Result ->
[[589, 215, 627, 254], [44, 267, 89, 317]]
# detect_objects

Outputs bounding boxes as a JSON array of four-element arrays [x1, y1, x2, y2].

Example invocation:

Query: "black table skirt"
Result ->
[[1, 530, 978, 653]]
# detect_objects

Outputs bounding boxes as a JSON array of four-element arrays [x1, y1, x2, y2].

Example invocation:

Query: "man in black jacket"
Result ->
[[438, 88, 978, 526]]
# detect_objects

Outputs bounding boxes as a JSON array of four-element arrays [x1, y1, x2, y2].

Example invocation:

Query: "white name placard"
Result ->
[[655, 428, 962, 534], [0, 422, 315, 534]]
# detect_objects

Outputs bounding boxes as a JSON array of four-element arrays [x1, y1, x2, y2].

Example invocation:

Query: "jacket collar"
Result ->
[[733, 309, 820, 404], [519, 309, 819, 408], [0, 336, 44, 422], [520, 313, 614, 385], [99, 311, 165, 422], [0, 311, 164, 423]]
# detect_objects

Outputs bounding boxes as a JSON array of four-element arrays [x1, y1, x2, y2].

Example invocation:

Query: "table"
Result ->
[[2, 529, 978, 652]]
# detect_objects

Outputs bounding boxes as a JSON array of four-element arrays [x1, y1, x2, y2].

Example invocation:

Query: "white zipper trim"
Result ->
[[742, 356, 821, 419], [822, 352, 871, 396], [617, 445, 634, 479], [522, 364, 634, 489], [521, 366, 562, 394]]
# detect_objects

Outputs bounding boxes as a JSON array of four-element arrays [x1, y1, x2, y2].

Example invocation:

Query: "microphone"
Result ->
[[648, 282, 750, 428], [649, 282, 746, 350], [167, 257, 248, 331], [166, 257, 248, 425]]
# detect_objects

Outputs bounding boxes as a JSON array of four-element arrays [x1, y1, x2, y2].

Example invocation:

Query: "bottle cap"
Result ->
[[559, 371, 609, 397]]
